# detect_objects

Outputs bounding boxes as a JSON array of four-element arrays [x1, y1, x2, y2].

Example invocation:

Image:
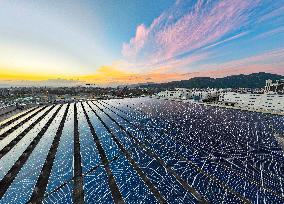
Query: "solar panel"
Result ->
[[0, 97, 283, 203]]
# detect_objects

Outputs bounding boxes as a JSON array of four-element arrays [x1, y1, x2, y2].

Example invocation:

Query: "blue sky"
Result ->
[[0, 0, 174, 75], [0, 0, 283, 86]]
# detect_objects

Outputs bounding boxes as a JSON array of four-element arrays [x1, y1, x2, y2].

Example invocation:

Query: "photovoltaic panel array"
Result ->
[[0, 97, 283, 204]]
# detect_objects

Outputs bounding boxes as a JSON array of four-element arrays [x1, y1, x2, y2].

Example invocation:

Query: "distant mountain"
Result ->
[[126, 82, 155, 88], [139, 72, 284, 89]]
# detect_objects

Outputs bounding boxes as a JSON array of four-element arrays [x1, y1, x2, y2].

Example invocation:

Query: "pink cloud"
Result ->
[[197, 48, 284, 76], [118, 0, 284, 83], [122, 24, 149, 58], [252, 26, 284, 41], [201, 32, 249, 51], [122, 0, 260, 63], [258, 4, 284, 23], [150, 52, 209, 73], [189, 64, 278, 81]]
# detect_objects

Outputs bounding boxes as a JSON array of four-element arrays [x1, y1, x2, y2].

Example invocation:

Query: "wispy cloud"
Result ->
[[122, 24, 150, 59], [201, 32, 249, 51], [122, 0, 260, 64], [4, 0, 283, 87], [118, 0, 284, 82], [197, 48, 284, 77], [257, 4, 284, 23], [252, 26, 284, 41]]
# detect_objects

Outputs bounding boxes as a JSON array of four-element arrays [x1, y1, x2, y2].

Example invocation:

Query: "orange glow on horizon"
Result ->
[[0, 65, 187, 85], [0, 73, 72, 81], [1, 64, 281, 86], [80, 65, 188, 85]]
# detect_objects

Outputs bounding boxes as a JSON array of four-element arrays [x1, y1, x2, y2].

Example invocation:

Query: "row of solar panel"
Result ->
[[0, 98, 283, 203], [0, 101, 200, 203], [98, 100, 283, 202], [99, 99, 284, 203]]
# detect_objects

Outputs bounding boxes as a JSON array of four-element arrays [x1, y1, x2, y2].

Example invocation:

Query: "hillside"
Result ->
[[139, 72, 284, 89]]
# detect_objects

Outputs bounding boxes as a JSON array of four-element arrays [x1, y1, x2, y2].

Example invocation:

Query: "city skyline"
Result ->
[[0, 0, 284, 86]]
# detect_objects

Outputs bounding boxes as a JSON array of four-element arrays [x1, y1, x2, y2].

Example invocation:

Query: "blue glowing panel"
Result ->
[[84, 166, 114, 204], [0, 105, 66, 203], [76, 103, 100, 174], [0, 98, 284, 204], [45, 103, 75, 201], [0, 106, 59, 180]]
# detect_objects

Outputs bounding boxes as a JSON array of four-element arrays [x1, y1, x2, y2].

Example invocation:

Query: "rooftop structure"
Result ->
[[156, 88, 191, 100], [265, 79, 284, 93], [157, 88, 222, 101]]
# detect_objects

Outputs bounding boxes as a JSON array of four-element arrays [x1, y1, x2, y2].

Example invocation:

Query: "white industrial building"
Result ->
[[219, 79, 284, 112], [157, 88, 221, 101], [219, 92, 284, 112], [157, 88, 191, 100], [191, 89, 219, 101], [156, 79, 284, 113]]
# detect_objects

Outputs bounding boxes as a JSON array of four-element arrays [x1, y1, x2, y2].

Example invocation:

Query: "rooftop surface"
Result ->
[[0, 98, 284, 203]]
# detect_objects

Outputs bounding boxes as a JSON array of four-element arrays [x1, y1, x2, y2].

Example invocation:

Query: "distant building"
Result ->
[[219, 92, 284, 112], [191, 89, 219, 101], [156, 78, 284, 113], [157, 88, 220, 101], [265, 79, 284, 93], [218, 78, 284, 113], [157, 88, 191, 100], [0, 89, 10, 97], [84, 83, 97, 88], [48, 95, 57, 103]]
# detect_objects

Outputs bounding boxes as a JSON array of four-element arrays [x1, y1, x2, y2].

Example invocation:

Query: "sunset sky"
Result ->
[[0, 0, 284, 87]]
